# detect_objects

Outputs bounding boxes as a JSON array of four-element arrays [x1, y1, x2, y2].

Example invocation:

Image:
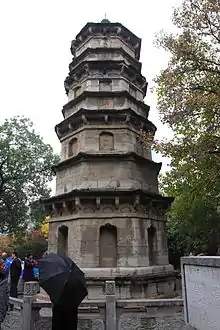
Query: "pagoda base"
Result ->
[[82, 265, 176, 300]]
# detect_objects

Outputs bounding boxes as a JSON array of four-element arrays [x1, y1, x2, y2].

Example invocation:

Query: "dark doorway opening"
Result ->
[[99, 224, 117, 267], [148, 226, 157, 266], [57, 225, 69, 257]]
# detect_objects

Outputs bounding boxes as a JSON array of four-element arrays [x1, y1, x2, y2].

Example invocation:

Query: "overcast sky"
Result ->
[[0, 0, 181, 191]]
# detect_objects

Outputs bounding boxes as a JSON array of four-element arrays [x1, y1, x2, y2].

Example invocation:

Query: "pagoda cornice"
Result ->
[[41, 189, 174, 220], [55, 108, 156, 140], [64, 60, 147, 95], [71, 22, 141, 60], [42, 188, 173, 205], [52, 151, 162, 174], [69, 47, 142, 72], [62, 90, 150, 117]]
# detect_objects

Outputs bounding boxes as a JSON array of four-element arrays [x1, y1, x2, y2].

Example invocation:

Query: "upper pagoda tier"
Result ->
[[63, 20, 149, 121], [51, 20, 161, 195], [70, 21, 142, 60]]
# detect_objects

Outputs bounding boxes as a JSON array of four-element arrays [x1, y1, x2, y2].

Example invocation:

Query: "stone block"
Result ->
[[181, 256, 220, 330]]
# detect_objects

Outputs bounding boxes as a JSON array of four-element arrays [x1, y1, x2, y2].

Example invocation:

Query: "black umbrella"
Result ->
[[38, 253, 88, 308]]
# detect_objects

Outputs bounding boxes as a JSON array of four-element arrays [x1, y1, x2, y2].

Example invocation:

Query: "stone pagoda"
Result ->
[[44, 19, 175, 299]]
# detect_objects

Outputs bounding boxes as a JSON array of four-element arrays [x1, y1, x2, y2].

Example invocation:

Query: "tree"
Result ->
[[154, 0, 220, 258], [0, 116, 59, 233], [14, 230, 48, 260], [30, 197, 50, 230], [40, 216, 50, 239]]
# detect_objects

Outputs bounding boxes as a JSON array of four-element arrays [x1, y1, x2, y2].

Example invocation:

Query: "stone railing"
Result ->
[[2, 281, 193, 330], [181, 256, 220, 330]]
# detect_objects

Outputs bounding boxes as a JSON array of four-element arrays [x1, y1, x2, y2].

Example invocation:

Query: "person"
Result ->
[[1, 252, 12, 278], [0, 258, 9, 329], [52, 304, 78, 330], [23, 253, 37, 282], [0, 258, 6, 282], [52, 276, 79, 330], [9, 251, 22, 298]]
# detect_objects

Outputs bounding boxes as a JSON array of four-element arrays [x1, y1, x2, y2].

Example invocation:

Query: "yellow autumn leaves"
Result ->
[[40, 216, 50, 238]]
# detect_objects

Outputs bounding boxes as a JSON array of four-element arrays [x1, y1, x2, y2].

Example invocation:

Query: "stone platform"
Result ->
[[83, 265, 176, 299], [3, 281, 195, 330]]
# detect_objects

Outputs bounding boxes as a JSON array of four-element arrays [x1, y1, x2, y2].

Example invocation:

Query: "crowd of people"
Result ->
[[0, 251, 38, 299], [0, 251, 84, 330]]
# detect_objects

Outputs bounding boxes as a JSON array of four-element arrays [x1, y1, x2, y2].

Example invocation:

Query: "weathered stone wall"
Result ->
[[75, 36, 136, 59], [60, 126, 151, 162], [68, 78, 144, 102], [182, 256, 220, 330], [63, 95, 147, 118], [49, 215, 168, 268], [55, 159, 158, 195]]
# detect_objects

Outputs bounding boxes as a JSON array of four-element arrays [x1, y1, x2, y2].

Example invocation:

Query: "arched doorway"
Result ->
[[57, 225, 69, 257], [148, 226, 157, 266], [99, 224, 117, 267]]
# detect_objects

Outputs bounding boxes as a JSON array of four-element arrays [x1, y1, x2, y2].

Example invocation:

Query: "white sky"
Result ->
[[0, 0, 181, 192]]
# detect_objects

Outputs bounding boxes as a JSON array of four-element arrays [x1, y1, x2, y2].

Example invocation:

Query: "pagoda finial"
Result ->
[[101, 14, 110, 24]]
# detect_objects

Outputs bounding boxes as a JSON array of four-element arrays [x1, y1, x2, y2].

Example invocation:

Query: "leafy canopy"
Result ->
[[0, 116, 59, 233], [155, 0, 220, 257]]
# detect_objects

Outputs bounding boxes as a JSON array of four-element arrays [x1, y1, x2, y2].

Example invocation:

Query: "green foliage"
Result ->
[[14, 232, 48, 260], [155, 0, 220, 261], [0, 116, 59, 233], [30, 197, 49, 230]]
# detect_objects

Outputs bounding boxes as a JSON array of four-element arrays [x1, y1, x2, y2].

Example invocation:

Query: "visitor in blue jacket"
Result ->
[[1, 253, 12, 277]]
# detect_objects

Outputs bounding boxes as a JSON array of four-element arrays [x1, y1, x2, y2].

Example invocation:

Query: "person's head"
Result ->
[[0, 258, 5, 272], [11, 251, 18, 259], [1, 252, 7, 261], [26, 253, 33, 260]]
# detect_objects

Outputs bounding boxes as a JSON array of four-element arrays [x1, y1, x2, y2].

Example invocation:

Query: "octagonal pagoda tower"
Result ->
[[44, 19, 175, 299]]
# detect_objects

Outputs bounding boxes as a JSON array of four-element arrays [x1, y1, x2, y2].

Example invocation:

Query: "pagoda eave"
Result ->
[[41, 188, 174, 208], [62, 90, 150, 116], [52, 151, 162, 173], [69, 47, 142, 72], [55, 108, 156, 140]]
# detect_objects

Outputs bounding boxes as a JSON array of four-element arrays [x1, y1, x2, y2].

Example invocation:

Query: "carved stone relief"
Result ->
[[105, 281, 116, 295], [24, 281, 40, 296], [99, 98, 114, 109], [119, 316, 157, 330], [2, 312, 22, 330]]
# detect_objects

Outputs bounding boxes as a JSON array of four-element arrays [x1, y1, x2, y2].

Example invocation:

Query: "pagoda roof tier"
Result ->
[[41, 189, 174, 219], [62, 90, 150, 118], [69, 47, 142, 72], [71, 22, 141, 60], [64, 60, 147, 95], [52, 151, 162, 174], [55, 108, 156, 140]]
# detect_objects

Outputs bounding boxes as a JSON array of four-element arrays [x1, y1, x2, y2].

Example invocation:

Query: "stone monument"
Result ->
[[43, 19, 175, 299]]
